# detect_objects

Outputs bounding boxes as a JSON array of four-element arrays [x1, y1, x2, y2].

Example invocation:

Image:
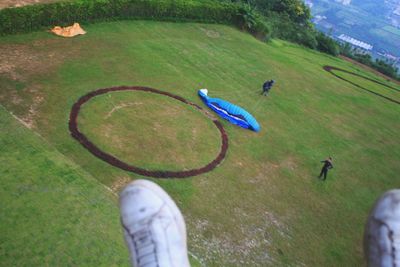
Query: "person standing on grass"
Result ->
[[319, 157, 333, 181], [262, 80, 275, 96]]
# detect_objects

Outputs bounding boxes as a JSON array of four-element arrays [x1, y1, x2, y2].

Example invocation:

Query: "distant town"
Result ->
[[306, 0, 400, 71]]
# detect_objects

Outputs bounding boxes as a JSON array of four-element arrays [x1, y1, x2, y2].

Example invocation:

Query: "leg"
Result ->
[[120, 179, 190, 267], [364, 189, 400, 267], [319, 168, 324, 178], [323, 169, 328, 180]]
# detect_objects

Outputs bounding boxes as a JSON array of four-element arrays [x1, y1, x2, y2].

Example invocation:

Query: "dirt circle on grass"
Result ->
[[323, 65, 400, 105], [69, 86, 228, 178]]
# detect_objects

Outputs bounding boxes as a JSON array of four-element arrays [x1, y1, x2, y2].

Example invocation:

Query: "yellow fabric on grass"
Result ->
[[51, 23, 86, 37]]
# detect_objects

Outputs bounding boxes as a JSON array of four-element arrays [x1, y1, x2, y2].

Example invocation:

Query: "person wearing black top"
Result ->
[[262, 80, 275, 96], [319, 157, 333, 180]]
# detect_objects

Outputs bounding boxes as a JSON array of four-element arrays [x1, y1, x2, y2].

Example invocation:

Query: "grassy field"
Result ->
[[382, 25, 400, 37], [1, 20, 400, 266], [330, 68, 400, 103], [0, 106, 129, 266], [78, 90, 221, 171]]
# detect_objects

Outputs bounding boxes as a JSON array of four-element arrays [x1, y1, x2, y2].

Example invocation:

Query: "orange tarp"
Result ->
[[51, 23, 86, 37]]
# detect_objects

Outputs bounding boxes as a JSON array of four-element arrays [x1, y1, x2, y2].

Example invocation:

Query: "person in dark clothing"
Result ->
[[262, 80, 275, 96], [319, 157, 333, 180]]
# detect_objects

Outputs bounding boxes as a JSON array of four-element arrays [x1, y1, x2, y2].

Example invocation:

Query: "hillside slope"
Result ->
[[1, 21, 399, 266], [0, 106, 130, 266]]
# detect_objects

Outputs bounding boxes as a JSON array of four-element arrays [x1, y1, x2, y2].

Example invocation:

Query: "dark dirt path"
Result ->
[[69, 86, 229, 178], [323, 65, 400, 105]]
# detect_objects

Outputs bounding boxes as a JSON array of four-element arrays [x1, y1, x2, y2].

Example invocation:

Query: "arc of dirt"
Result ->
[[323, 66, 400, 105], [69, 86, 229, 178]]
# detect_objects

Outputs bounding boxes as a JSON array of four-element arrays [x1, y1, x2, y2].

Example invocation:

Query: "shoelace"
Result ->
[[372, 219, 400, 267], [392, 231, 400, 266], [125, 223, 159, 267]]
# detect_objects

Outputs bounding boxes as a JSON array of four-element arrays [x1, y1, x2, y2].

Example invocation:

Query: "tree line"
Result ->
[[225, 0, 399, 80], [0, 0, 398, 80]]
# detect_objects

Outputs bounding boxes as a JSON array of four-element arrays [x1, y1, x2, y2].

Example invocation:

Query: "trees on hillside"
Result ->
[[238, 0, 310, 24], [316, 32, 340, 56], [339, 44, 400, 80], [228, 0, 399, 80]]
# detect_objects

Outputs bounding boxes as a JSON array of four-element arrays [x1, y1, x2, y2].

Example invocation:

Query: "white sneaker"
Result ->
[[364, 189, 400, 267], [120, 179, 190, 267]]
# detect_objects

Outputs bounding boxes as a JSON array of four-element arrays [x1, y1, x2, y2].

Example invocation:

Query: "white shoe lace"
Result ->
[[370, 219, 400, 267], [391, 230, 400, 267], [124, 223, 159, 267]]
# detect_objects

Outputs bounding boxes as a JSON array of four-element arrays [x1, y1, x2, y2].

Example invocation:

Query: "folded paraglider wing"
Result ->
[[198, 89, 260, 132]]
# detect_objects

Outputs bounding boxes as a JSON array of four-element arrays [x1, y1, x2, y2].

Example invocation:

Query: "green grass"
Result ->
[[1, 20, 400, 266], [370, 28, 400, 51], [331, 69, 400, 103], [78, 90, 221, 171], [0, 105, 129, 266], [382, 25, 400, 37], [0, 104, 203, 266]]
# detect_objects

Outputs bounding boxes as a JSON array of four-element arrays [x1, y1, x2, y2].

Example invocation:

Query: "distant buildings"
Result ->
[[377, 51, 400, 64], [305, 0, 313, 8], [387, 0, 400, 27], [337, 34, 373, 51], [313, 15, 327, 24], [312, 15, 334, 30], [395, 6, 400, 16], [335, 0, 351, 6]]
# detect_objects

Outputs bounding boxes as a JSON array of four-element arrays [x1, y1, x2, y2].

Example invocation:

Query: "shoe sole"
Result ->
[[120, 179, 187, 245]]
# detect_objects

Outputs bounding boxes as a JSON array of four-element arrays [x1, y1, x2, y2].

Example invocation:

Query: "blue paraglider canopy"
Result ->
[[198, 89, 260, 132]]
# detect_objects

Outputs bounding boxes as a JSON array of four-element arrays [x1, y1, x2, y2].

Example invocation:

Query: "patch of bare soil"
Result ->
[[110, 176, 132, 193], [0, 0, 57, 9], [0, 39, 81, 128], [0, 38, 80, 78], [279, 155, 298, 171], [187, 209, 292, 266], [248, 156, 299, 184], [23, 92, 44, 128], [248, 162, 279, 184], [200, 27, 220, 39], [104, 102, 143, 119]]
